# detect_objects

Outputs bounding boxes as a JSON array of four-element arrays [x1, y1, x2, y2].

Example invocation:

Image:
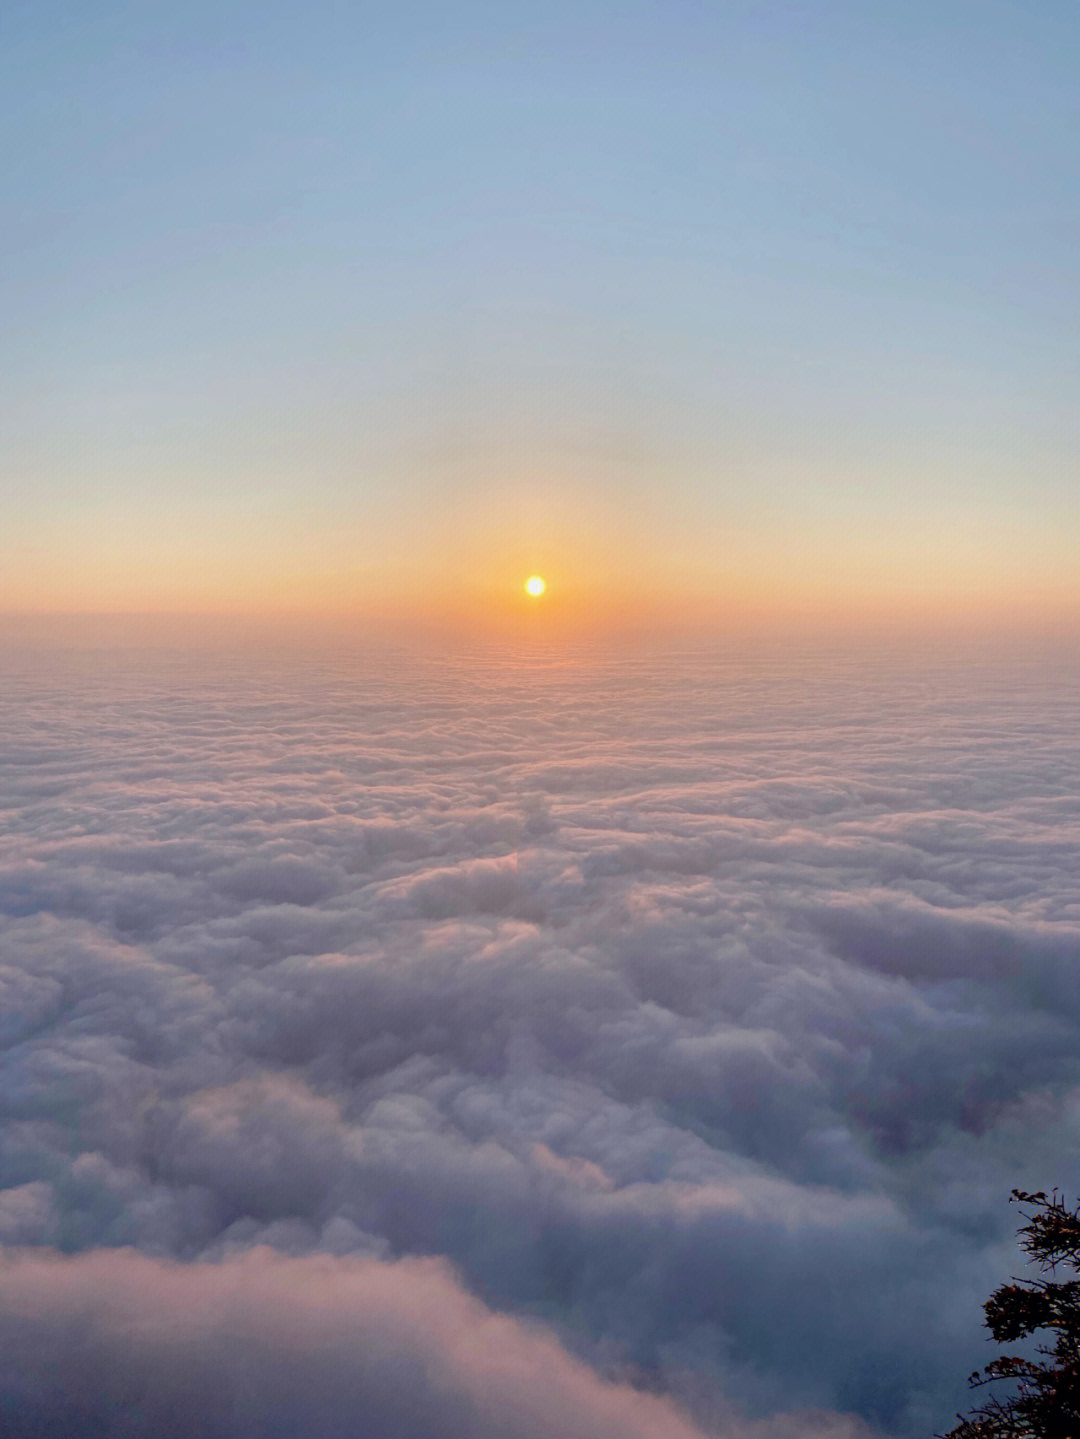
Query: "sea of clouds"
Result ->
[[2, 637, 1079, 1438]]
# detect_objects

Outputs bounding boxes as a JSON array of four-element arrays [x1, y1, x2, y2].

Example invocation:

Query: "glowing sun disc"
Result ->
[[524, 576, 546, 597]]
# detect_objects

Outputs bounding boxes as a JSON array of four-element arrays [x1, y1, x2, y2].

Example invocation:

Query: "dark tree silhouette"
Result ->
[[943, 1190, 1080, 1439]]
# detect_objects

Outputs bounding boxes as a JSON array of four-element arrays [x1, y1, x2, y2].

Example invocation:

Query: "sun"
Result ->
[[524, 575, 546, 598]]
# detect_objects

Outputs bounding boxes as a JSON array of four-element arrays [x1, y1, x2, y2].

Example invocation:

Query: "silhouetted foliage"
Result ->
[[943, 1190, 1080, 1439]]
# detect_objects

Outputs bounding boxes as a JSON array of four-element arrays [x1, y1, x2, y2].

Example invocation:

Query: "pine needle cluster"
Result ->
[[944, 1191, 1080, 1439]]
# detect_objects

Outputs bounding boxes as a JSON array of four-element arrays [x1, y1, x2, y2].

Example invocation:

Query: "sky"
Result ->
[[4, 0, 1079, 634], [4, 9, 1080, 1437]]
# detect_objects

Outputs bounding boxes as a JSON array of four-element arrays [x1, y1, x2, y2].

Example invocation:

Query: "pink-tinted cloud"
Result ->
[[2, 641, 1079, 1435], [0, 1247, 714, 1439]]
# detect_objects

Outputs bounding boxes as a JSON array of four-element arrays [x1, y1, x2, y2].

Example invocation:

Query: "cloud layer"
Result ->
[[3, 639, 1079, 1436]]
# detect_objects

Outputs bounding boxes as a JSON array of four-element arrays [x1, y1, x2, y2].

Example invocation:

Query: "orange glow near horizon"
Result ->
[[3, 520, 1080, 647]]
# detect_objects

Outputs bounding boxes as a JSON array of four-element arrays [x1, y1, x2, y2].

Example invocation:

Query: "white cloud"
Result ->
[[0, 1247, 716, 1439], [2, 641, 1079, 1435]]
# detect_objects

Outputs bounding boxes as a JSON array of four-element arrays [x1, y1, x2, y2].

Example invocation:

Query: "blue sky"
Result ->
[[4, 0, 1077, 625]]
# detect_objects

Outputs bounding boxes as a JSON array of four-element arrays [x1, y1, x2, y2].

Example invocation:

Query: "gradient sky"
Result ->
[[4, 0, 1078, 632]]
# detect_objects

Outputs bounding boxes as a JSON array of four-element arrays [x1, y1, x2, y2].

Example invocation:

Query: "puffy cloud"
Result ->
[[2, 641, 1080, 1436], [0, 1247, 714, 1439]]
